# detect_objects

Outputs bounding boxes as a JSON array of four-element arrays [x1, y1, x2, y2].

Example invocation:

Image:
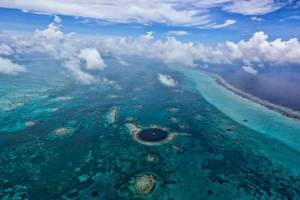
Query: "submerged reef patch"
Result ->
[[25, 121, 36, 127], [48, 127, 75, 140], [146, 153, 158, 162], [135, 174, 156, 195], [108, 94, 119, 99], [166, 107, 180, 113], [129, 173, 157, 196], [52, 96, 73, 102], [1, 101, 24, 112], [78, 174, 89, 182], [104, 106, 119, 126]]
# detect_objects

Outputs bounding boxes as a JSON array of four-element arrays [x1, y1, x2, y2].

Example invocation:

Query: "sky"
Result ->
[[0, 0, 300, 43], [0, 0, 300, 83]]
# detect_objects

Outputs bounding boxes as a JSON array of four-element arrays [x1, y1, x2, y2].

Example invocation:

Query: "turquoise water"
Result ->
[[173, 66, 300, 172], [0, 57, 300, 199], [174, 66, 300, 151]]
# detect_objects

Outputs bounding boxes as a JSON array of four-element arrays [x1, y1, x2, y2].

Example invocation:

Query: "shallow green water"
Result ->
[[174, 66, 300, 152], [173, 66, 300, 171], [0, 57, 299, 199]]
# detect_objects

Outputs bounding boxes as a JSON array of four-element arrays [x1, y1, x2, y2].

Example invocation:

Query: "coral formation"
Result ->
[[135, 174, 156, 195]]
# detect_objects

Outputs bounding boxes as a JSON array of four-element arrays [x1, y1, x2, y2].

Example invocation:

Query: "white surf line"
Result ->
[[203, 70, 300, 121], [172, 65, 300, 152]]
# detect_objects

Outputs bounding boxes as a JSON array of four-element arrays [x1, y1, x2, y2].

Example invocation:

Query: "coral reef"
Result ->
[[135, 174, 156, 195]]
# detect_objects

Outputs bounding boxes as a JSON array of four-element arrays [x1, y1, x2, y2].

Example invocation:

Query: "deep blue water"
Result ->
[[208, 64, 300, 112], [0, 57, 300, 199], [138, 128, 168, 142]]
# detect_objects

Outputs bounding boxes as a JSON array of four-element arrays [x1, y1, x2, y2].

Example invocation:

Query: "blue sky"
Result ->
[[1, 1, 300, 81], [0, 1, 299, 44]]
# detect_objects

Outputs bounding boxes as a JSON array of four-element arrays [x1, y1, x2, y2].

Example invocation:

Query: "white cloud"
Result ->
[[1, 16, 300, 80], [0, 0, 210, 26], [79, 48, 106, 70], [143, 32, 154, 41], [158, 73, 177, 87], [0, 44, 14, 56], [203, 19, 236, 29], [63, 47, 106, 84], [97, 33, 203, 67], [54, 15, 61, 23], [35, 21, 63, 41], [0, 0, 289, 26], [63, 58, 96, 85], [3, 16, 106, 84], [32, 11, 51, 16], [221, 31, 300, 64], [29, 18, 66, 57], [96, 31, 300, 68], [242, 65, 258, 75], [152, 37, 201, 67], [167, 31, 189, 37], [0, 57, 26, 75], [223, 0, 280, 15], [251, 16, 263, 21]]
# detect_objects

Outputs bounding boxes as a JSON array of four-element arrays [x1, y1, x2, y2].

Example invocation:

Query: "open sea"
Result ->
[[1, 56, 300, 199]]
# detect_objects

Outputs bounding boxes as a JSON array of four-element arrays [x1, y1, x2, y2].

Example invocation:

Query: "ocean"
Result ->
[[0, 56, 300, 199]]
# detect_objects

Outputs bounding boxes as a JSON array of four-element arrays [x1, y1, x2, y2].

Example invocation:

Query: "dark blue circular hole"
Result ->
[[138, 128, 168, 142]]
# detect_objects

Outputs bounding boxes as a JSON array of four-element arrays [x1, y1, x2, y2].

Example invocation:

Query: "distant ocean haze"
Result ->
[[210, 64, 300, 112]]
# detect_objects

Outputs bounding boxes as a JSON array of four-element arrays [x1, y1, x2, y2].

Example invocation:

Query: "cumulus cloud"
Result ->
[[96, 31, 300, 69], [79, 48, 106, 70], [97, 34, 202, 67], [152, 37, 200, 67], [63, 58, 96, 84], [167, 31, 189, 37], [143, 32, 154, 41], [220, 31, 300, 65], [2, 16, 107, 84], [158, 73, 177, 87], [63, 48, 106, 84], [242, 65, 258, 75], [27, 18, 68, 58], [0, 57, 26, 75], [54, 15, 61, 23], [35, 21, 63, 41], [1, 15, 300, 80]]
